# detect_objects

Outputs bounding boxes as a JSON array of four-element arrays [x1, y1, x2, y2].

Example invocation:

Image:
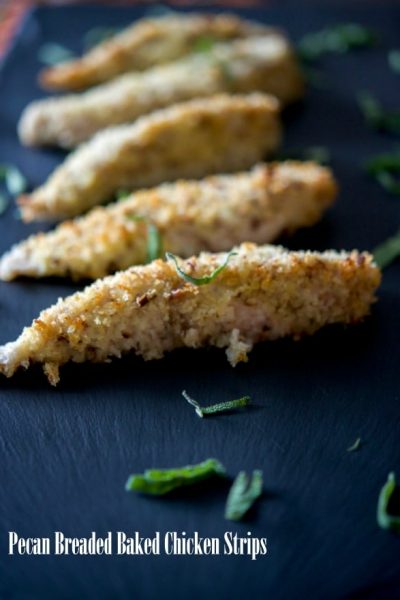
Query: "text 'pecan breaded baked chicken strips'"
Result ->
[[0, 162, 337, 281], [0, 243, 380, 386], [38, 13, 274, 91], [20, 36, 303, 148], [18, 94, 281, 222]]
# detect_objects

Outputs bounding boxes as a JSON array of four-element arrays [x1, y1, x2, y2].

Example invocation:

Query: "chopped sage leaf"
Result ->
[[166, 250, 237, 286], [347, 437, 361, 452], [358, 92, 400, 134], [373, 229, 400, 269], [377, 472, 400, 533], [182, 390, 251, 418], [38, 43, 76, 65], [126, 458, 226, 495], [116, 189, 130, 200], [0, 192, 9, 216], [298, 23, 376, 61], [84, 27, 120, 51], [2, 165, 28, 195], [365, 153, 400, 195], [388, 50, 400, 75], [127, 215, 162, 263], [225, 470, 263, 521]]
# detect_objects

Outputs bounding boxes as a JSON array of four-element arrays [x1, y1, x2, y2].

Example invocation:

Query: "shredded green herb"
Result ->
[[192, 35, 217, 53], [365, 153, 400, 195], [276, 146, 330, 165], [377, 472, 400, 533], [166, 250, 237, 286], [83, 27, 120, 51], [127, 215, 162, 263], [116, 189, 130, 201], [298, 23, 376, 62], [225, 470, 263, 521], [182, 390, 251, 418], [373, 229, 400, 269], [388, 50, 400, 75], [358, 92, 400, 134], [126, 458, 226, 495], [0, 193, 9, 216], [347, 437, 361, 452], [38, 43, 76, 65], [0, 164, 28, 196]]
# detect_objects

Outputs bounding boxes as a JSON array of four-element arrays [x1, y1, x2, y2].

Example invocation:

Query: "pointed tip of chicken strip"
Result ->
[[38, 13, 274, 92], [0, 161, 337, 281], [0, 243, 380, 385], [17, 93, 281, 222]]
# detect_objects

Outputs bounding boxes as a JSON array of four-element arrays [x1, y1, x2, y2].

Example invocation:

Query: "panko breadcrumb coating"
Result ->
[[0, 242, 380, 386], [1, 162, 337, 281], [18, 93, 281, 222], [39, 13, 274, 91], [21, 36, 303, 148]]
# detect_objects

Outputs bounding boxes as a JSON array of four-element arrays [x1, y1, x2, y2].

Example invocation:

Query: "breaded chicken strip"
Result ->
[[21, 36, 303, 148], [39, 13, 273, 91], [18, 93, 281, 222], [0, 243, 380, 386], [1, 162, 336, 281]]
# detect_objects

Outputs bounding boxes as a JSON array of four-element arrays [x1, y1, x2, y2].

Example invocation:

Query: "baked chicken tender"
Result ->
[[21, 36, 303, 148], [0, 242, 380, 386], [39, 13, 273, 91], [18, 93, 281, 222], [1, 162, 336, 281]]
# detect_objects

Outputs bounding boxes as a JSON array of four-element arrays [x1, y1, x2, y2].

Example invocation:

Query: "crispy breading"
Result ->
[[39, 13, 273, 91], [0, 242, 380, 385], [1, 162, 336, 281], [21, 36, 303, 148], [18, 93, 281, 222]]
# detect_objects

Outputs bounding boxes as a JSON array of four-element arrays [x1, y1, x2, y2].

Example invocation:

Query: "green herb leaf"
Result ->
[[116, 189, 130, 201], [192, 35, 217, 53], [347, 437, 361, 452], [377, 472, 400, 533], [38, 43, 76, 66], [83, 27, 120, 51], [365, 153, 400, 195], [358, 92, 400, 134], [127, 215, 162, 263], [166, 250, 237, 286], [275, 146, 330, 165], [298, 23, 376, 62], [372, 229, 400, 269], [126, 458, 226, 495], [182, 390, 251, 418], [225, 470, 263, 521], [388, 50, 400, 75], [2, 165, 28, 195], [0, 192, 9, 216]]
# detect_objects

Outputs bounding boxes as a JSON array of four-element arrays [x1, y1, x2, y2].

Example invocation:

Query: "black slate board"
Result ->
[[0, 3, 399, 599]]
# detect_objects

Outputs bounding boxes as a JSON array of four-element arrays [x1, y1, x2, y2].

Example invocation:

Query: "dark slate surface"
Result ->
[[0, 3, 399, 599]]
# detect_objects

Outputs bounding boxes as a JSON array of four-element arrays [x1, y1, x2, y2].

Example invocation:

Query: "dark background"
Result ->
[[0, 3, 400, 599]]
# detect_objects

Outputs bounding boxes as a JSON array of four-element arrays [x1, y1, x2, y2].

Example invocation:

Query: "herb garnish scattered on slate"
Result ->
[[166, 250, 237, 286], [373, 229, 400, 268], [182, 390, 251, 418], [388, 50, 400, 75], [125, 459, 226, 495], [358, 92, 400, 134], [0, 164, 27, 217], [347, 437, 361, 452], [276, 146, 330, 165], [377, 472, 400, 533], [297, 23, 376, 62], [225, 471, 263, 521], [365, 152, 400, 195], [38, 43, 76, 65]]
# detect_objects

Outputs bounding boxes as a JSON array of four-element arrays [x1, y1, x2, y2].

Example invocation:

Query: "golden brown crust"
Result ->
[[38, 13, 273, 91], [1, 162, 336, 281], [18, 93, 281, 222], [21, 36, 303, 148], [0, 242, 380, 385]]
